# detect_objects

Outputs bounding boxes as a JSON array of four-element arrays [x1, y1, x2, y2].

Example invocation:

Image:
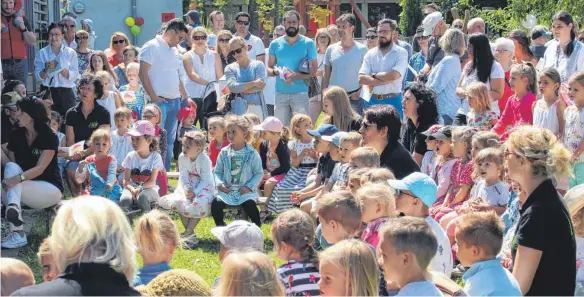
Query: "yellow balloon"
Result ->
[[125, 17, 135, 27]]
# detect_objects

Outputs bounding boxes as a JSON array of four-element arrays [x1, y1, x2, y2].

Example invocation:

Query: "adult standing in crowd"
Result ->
[[466, 18, 486, 35], [225, 37, 267, 119], [1, 98, 62, 249], [184, 9, 201, 27], [358, 19, 408, 117], [508, 30, 537, 65], [323, 14, 368, 115], [267, 10, 317, 125], [365, 27, 378, 50], [80, 19, 96, 49], [454, 33, 505, 125], [11, 196, 140, 295], [504, 126, 576, 295], [264, 26, 286, 117], [183, 27, 223, 128], [394, 28, 413, 62], [360, 105, 419, 178], [139, 18, 193, 170], [327, 24, 340, 44], [75, 30, 93, 75], [107, 32, 131, 68], [406, 27, 429, 85], [234, 12, 265, 63], [423, 3, 439, 15], [207, 10, 225, 50], [310, 28, 331, 123], [216, 30, 235, 70], [1, 0, 36, 84], [401, 83, 439, 165], [64, 74, 110, 196], [426, 28, 466, 124], [493, 37, 515, 112], [113, 46, 139, 87], [530, 26, 550, 62], [61, 16, 77, 49], [420, 12, 447, 74], [1, 89, 22, 146], [34, 22, 79, 118], [537, 11, 584, 83]]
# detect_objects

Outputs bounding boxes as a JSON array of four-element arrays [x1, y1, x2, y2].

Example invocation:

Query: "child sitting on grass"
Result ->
[[110, 107, 133, 182], [455, 212, 522, 296], [357, 184, 397, 248]]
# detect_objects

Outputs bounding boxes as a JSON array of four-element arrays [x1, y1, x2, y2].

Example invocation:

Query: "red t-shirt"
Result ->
[[208, 137, 229, 167], [108, 54, 123, 67]]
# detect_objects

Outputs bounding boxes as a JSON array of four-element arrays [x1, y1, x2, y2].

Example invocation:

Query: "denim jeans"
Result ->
[[156, 99, 181, 170], [350, 98, 365, 116], [365, 93, 403, 118], [1, 59, 27, 85], [275, 92, 309, 126]]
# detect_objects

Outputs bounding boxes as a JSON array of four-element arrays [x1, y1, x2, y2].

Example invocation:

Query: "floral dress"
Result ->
[[119, 84, 147, 121], [430, 159, 473, 221], [564, 106, 584, 163], [467, 109, 498, 130], [277, 260, 320, 297]]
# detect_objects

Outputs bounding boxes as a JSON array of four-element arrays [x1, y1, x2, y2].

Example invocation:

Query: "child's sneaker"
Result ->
[[1, 232, 27, 249]]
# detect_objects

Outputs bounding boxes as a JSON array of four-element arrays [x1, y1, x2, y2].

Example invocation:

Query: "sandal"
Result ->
[[259, 209, 270, 223]]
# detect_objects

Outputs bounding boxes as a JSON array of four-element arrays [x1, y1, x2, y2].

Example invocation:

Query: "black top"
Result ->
[[220, 52, 236, 71], [327, 116, 362, 133], [259, 139, 291, 177], [401, 119, 432, 156], [511, 179, 576, 296], [317, 153, 337, 184], [380, 141, 420, 179], [426, 37, 445, 67], [1, 113, 18, 145], [7, 127, 63, 192], [11, 263, 140, 296], [65, 102, 111, 148]]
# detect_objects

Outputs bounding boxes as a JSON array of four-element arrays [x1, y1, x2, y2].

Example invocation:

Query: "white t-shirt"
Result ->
[[240, 33, 266, 61], [425, 216, 453, 278], [458, 61, 505, 115], [469, 179, 509, 207], [96, 92, 118, 131], [111, 131, 133, 168], [263, 48, 276, 105], [122, 151, 164, 191], [139, 36, 182, 99]]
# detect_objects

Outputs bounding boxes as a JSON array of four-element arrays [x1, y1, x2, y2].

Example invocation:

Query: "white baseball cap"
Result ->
[[422, 12, 443, 37], [211, 220, 264, 252]]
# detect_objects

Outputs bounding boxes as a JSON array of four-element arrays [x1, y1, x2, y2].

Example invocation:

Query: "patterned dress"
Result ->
[[467, 109, 498, 130], [277, 260, 320, 297], [430, 159, 473, 221]]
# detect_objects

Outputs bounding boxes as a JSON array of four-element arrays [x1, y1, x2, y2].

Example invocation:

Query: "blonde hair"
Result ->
[[225, 115, 253, 143], [37, 236, 52, 262], [455, 211, 504, 257], [243, 113, 261, 126], [318, 239, 379, 296], [349, 168, 370, 182], [109, 32, 131, 50], [472, 131, 500, 150], [361, 168, 396, 185], [143, 104, 162, 125], [505, 126, 572, 179], [114, 107, 132, 120], [439, 28, 466, 56], [356, 184, 397, 218], [215, 30, 233, 55], [126, 62, 140, 73], [89, 128, 111, 147], [191, 26, 208, 39], [453, 126, 477, 159], [134, 210, 180, 258], [466, 82, 491, 113], [50, 196, 137, 282], [380, 217, 438, 270], [183, 130, 207, 150], [271, 209, 318, 265], [290, 113, 312, 140], [314, 28, 332, 53], [317, 191, 362, 234], [323, 86, 360, 132], [473, 148, 504, 180], [95, 70, 112, 86], [215, 251, 285, 296], [350, 147, 381, 168], [570, 72, 584, 88], [340, 132, 363, 147], [208, 116, 226, 129], [511, 63, 538, 94]]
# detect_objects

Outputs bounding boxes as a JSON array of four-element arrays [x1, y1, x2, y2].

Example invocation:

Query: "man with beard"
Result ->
[[267, 10, 318, 125], [358, 19, 408, 118], [419, 12, 447, 75], [234, 12, 265, 63], [1, 0, 36, 84], [323, 14, 368, 115]]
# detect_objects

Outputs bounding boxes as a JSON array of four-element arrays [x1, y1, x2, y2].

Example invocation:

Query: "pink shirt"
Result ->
[[492, 92, 537, 136], [361, 217, 389, 248]]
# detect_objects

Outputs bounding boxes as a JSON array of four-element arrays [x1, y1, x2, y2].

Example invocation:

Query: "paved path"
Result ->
[[1, 209, 41, 258]]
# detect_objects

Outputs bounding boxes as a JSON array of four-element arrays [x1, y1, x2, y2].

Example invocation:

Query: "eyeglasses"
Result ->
[[417, 35, 430, 40], [377, 29, 392, 35], [395, 189, 417, 199], [49, 33, 62, 37], [366, 35, 378, 40], [193, 35, 207, 41], [66, 24, 75, 28], [76, 35, 89, 40], [236, 20, 250, 26], [361, 120, 377, 130], [112, 39, 126, 45], [230, 45, 245, 56], [218, 38, 231, 43], [318, 35, 330, 39], [453, 25, 463, 29], [142, 114, 156, 120]]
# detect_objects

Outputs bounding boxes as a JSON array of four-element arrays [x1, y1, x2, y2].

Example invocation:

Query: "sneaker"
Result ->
[[183, 234, 199, 249], [5, 205, 23, 227], [1, 232, 27, 249]]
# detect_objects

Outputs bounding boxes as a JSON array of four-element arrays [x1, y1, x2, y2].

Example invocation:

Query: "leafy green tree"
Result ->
[[399, 0, 423, 37]]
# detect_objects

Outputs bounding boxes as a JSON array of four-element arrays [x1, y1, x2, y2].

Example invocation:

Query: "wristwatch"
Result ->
[[20, 27, 27, 33], [19, 174, 25, 182], [372, 73, 377, 79]]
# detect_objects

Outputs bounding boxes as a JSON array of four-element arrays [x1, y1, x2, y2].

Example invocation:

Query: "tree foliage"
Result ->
[[399, 0, 423, 37]]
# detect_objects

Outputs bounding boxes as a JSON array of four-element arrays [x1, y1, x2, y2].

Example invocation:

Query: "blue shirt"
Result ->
[[462, 259, 522, 296], [133, 262, 171, 286], [268, 36, 317, 94], [396, 281, 442, 296], [427, 53, 462, 120], [406, 52, 426, 84], [224, 60, 266, 105]]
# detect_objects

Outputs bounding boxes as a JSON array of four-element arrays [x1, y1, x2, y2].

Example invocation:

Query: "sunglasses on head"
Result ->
[[237, 20, 250, 26], [112, 39, 126, 45], [230, 45, 245, 56], [193, 35, 207, 41], [218, 38, 230, 43], [366, 35, 378, 40]]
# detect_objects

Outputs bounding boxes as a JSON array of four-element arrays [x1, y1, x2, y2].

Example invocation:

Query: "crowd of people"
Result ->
[[2, 1, 584, 296]]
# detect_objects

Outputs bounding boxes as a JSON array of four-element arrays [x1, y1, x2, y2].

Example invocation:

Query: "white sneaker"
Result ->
[[1, 232, 27, 249]]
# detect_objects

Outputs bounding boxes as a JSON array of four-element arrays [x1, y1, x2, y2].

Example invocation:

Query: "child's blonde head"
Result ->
[[215, 251, 285, 296], [317, 191, 362, 234], [356, 184, 397, 218], [225, 115, 253, 143], [243, 113, 261, 126], [37, 236, 52, 262], [455, 211, 504, 258], [453, 126, 477, 159], [208, 116, 226, 130], [350, 147, 381, 168], [182, 130, 207, 150], [134, 210, 180, 259], [89, 128, 111, 147], [466, 82, 491, 113], [271, 209, 318, 265], [473, 148, 504, 179], [380, 217, 438, 270], [143, 104, 162, 125], [349, 168, 370, 183], [340, 132, 363, 147], [361, 168, 396, 185], [564, 185, 584, 237], [472, 131, 500, 150], [114, 107, 132, 120], [95, 70, 111, 84], [318, 239, 379, 296], [290, 113, 312, 140]]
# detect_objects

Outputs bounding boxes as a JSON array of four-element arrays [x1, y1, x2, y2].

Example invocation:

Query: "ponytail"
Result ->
[[143, 135, 160, 153], [512, 63, 538, 94], [134, 210, 180, 257]]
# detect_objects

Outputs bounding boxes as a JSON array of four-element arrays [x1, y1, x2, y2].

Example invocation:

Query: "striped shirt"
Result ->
[[278, 260, 320, 297]]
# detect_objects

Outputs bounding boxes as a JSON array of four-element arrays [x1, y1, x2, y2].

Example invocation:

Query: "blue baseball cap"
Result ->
[[387, 172, 437, 208], [322, 132, 348, 147], [308, 124, 338, 138]]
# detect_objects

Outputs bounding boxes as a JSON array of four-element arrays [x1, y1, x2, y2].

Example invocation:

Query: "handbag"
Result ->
[[306, 76, 321, 98]]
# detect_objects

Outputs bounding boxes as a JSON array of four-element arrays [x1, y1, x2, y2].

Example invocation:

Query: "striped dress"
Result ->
[[267, 140, 317, 214], [277, 260, 320, 297]]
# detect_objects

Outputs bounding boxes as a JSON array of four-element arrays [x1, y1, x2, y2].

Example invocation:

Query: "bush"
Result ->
[[399, 0, 424, 37]]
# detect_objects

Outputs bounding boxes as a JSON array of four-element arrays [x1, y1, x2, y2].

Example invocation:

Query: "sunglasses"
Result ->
[[395, 189, 417, 199], [112, 39, 126, 45], [366, 35, 378, 40], [361, 121, 377, 130], [218, 38, 230, 43], [76, 35, 89, 40], [66, 24, 75, 28], [417, 35, 430, 40], [236, 20, 250, 26], [230, 45, 245, 56], [193, 35, 207, 41]]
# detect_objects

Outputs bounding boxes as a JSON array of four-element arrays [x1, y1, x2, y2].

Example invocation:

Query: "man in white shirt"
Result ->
[[234, 12, 265, 64], [207, 10, 225, 50], [358, 19, 408, 118], [323, 13, 368, 115], [389, 172, 454, 278], [61, 16, 77, 49], [139, 18, 194, 170]]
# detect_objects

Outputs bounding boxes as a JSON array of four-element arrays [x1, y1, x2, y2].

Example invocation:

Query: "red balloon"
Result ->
[[135, 17, 144, 26]]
